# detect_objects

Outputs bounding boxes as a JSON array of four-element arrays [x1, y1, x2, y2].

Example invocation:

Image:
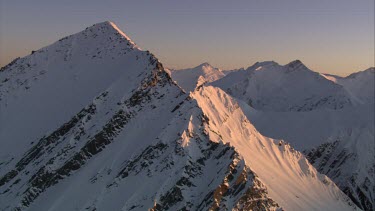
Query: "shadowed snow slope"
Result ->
[[0, 21, 141, 157], [322, 67, 374, 104]]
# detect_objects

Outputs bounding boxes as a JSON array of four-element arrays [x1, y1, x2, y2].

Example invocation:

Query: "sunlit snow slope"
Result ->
[[192, 86, 358, 211]]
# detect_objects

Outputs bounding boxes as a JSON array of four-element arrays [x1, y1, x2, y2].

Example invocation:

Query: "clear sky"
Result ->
[[0, 0, 373, 76]]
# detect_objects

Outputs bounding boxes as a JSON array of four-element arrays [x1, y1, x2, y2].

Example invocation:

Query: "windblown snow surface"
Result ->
[[0, 22, 360, 211], [208, 61, 374, 210]]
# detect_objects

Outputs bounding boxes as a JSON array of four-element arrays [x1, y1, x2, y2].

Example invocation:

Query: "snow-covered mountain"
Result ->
[[192, 86, 358, 211], [207, 61, 374, 210], [0, 21, 143, 157], [169, 63, 225, 92], [211, 60, 353, 112], [322, 67, 375, 104], [0, 22, 359, 210], [305, 126, 374, 211], [239, 101, 374, 211], [221, 68, 243, 76]]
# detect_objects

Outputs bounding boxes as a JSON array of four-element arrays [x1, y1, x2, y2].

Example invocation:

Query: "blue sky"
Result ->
[[0, 0, 373, 75]]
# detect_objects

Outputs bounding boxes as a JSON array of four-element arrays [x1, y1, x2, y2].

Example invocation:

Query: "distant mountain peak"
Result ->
[[346, 67, 375, 79], [258, 61, 278, 66], [195, 62, 222, 73], [247, 61, 278, 71], [170, 62, 224, 92], [196, 62, 212, 68], [366, 67, 375, 72], [285, 59, 309, 71], [92, 20, 115, 27], [254, 61, 278, 67]]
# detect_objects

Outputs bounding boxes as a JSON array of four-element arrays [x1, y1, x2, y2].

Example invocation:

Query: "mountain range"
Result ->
[[188, 61, 374, 211], [0, 21, 373, 211]]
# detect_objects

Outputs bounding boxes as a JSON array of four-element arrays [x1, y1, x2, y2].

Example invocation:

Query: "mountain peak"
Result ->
[[346, 67, 375, 79], [285, 59, 309, 70], [255, 61, 278, 66], [362, 67, 374, 74], [92, 21, 115, 27], [196, 62, 212, 68], [84, 21, 138, 49], [246, 61, 278, 71]]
